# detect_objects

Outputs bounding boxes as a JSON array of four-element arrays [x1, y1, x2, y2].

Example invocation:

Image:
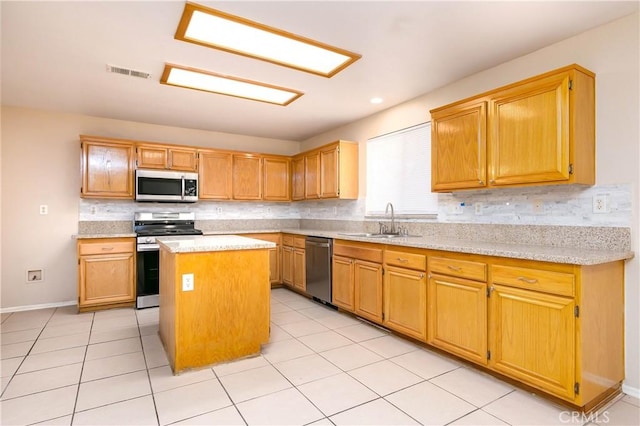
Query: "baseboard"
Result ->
[[622, 383, 640, 399], [1, 300, 77, 314]]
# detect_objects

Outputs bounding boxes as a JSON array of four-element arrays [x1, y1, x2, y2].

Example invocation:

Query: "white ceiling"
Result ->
[[2, 1, 638, 142]]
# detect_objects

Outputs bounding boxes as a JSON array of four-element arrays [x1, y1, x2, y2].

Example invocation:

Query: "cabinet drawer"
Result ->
[[491, 264, 574, 297], [384, 250, 426, 271], [282, 235, 294, 246], [334, 243, 383, 263], [78, 239, 134, 256], [429, 257, 487, 282], [293, 236, 306, 248]]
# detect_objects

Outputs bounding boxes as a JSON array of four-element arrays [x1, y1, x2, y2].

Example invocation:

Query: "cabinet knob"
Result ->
[[478, 180, 484, 185]]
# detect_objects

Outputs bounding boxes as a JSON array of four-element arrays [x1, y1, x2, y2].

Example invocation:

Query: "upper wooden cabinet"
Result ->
[[80, 135, 135, 199], [300, 140, 359, 200], [263, 156, 290, 201], [291, 155, 305, 201], [232, 154, 262, 200], [137, 143, 198, 172], [198, 150, 233, 200], [430, 64, 595, 192]]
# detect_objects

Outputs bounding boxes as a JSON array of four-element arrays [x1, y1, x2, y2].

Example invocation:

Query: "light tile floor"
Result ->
[[1, 287, 638, 425]]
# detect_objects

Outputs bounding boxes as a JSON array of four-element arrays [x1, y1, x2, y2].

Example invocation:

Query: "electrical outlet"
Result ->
[[216, 207, 222, 214], [90, 206, 97, 215], [475, 203, 483, 215], [182, 273, 194, 291], [26, 269, 44, 283], [593, 194, 610, 213], [39, 205, 48, 215]]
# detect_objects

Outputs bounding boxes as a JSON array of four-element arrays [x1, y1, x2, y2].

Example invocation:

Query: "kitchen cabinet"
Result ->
[[291, 155, 305, 201], [305, 151, 321, 199], [263, 156, 291, 201], [332, 240, 383, 322], [427, 254, 488, 365], [300, 140, 359, 200], [136, 143, 198, 172], [80, 135, 135, 199], [233, 154, 262, 200], [282, 234, 305, 291], [383, 249, 427, 342], [488, 260, 624, 408], [77, 238, 135, 312], [198, 150, 233, 200], [430, 64, 594, 191], [243, 233, 281, 285]]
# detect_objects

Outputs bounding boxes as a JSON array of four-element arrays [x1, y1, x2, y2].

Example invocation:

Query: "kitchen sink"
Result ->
[[338, 232, 422, 239]]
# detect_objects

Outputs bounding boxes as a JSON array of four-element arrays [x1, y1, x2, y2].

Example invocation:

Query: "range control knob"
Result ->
[[145, 237, 152, 243]]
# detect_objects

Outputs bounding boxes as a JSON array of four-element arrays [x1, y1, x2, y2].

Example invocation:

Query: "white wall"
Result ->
[[0, 108, 299, 310], [302, 13, 640, 395]]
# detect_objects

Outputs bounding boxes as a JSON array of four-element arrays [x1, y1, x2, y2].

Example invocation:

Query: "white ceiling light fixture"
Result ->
[[175, 2, 362, 78], [370, 97, 383, 104], [160, 64, 303, 106]]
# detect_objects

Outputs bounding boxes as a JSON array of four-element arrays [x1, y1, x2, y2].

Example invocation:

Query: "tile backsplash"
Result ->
[[79, 183, 631, 228]]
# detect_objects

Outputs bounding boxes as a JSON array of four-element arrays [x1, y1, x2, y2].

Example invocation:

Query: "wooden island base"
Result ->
[[158, 241, 271, 374]]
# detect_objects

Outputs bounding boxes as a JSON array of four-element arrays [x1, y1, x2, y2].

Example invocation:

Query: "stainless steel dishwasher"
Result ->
[[305, 236, 333, 304]]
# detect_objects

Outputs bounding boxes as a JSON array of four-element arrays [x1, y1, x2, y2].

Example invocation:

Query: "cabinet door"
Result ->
[[383, 266, 427, 342], [263, 157, 290, 201], [292, 156, 305, 200], [428, 274, 487, 365], [168, 148, 198, 171], [233, 154, 262, 200], [137, 145, 168, 169], [81, 139, 134, 199], [79, 252, 135, 308], [320, 146, 339, 198], [198, 150, 232, 200], [431, 102, 487, 191], [305, 152, 320, 199], [293, 248, 306, 291], [489, 72, 571, 186], [489, 284, 575, 400], [354, 260, 383, 323], [282, 246, 294, 286], [332, 255, 355, 311]]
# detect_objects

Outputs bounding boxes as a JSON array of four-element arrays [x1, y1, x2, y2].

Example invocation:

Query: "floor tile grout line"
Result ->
[[67, 305, 93, 426], [135, 313, 161, 426]]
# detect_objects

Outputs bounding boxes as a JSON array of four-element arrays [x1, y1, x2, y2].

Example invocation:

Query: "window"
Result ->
[[365, 122, 438, 216]]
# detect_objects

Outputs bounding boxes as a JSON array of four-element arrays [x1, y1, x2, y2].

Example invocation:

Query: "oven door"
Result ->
[[136, 243, 160, 309]]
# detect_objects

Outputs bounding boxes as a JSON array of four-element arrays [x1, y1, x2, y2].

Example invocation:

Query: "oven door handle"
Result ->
[[137, 244, 160, 252]]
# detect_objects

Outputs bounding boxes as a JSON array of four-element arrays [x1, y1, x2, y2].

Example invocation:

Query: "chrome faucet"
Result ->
[[385, 202, 396, 234]]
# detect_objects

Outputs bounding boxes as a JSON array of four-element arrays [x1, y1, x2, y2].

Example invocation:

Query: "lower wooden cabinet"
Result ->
[[383, 265, 427, 342], [490, 283, 575, 400], [282, 234, 305, 290], [77, 238, 135, 312], [243, 233, 281, 285], [332, 240, 383, 321], [427, 255, 488, 365]]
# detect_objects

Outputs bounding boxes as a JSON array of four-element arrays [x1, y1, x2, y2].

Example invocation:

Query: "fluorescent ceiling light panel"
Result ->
[[175, 2, 361, 77], [160, 64, 303, 106]]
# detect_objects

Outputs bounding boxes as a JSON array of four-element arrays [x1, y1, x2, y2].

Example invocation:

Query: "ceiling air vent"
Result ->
[[106, 64, 151, 79]]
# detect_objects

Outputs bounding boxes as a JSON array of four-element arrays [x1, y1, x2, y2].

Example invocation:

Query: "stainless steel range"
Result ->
[[134, 212, 202, 309]]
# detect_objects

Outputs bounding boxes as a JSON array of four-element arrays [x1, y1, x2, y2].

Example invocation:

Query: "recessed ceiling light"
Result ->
[[160, 64, 303, 106], [370, 97, 383, 104], [175, 2, 361, 78]]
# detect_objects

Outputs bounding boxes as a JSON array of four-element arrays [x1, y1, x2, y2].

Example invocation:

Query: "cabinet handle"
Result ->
[[420, 273, 425, 278], [101, 247, 114, 251], [478, 180, 484, 185], [397, 257, 408, 263], [447, 265, 462, 272], [517, 276, 538, 284]]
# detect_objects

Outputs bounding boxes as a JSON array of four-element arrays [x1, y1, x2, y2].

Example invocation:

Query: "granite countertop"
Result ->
[[156, 235, 276, 254], [74, 227, 634, 265], [277, 229, 634, 266]]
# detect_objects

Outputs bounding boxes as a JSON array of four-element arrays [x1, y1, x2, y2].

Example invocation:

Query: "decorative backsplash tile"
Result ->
[[79, 183, 631, 228]]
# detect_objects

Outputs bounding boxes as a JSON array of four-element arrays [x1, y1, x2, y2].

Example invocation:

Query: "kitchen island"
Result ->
[[157, 235, 274, 374]]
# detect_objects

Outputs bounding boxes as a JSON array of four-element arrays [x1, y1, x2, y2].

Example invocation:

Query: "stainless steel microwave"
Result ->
[[135, 169, 198, 203]]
